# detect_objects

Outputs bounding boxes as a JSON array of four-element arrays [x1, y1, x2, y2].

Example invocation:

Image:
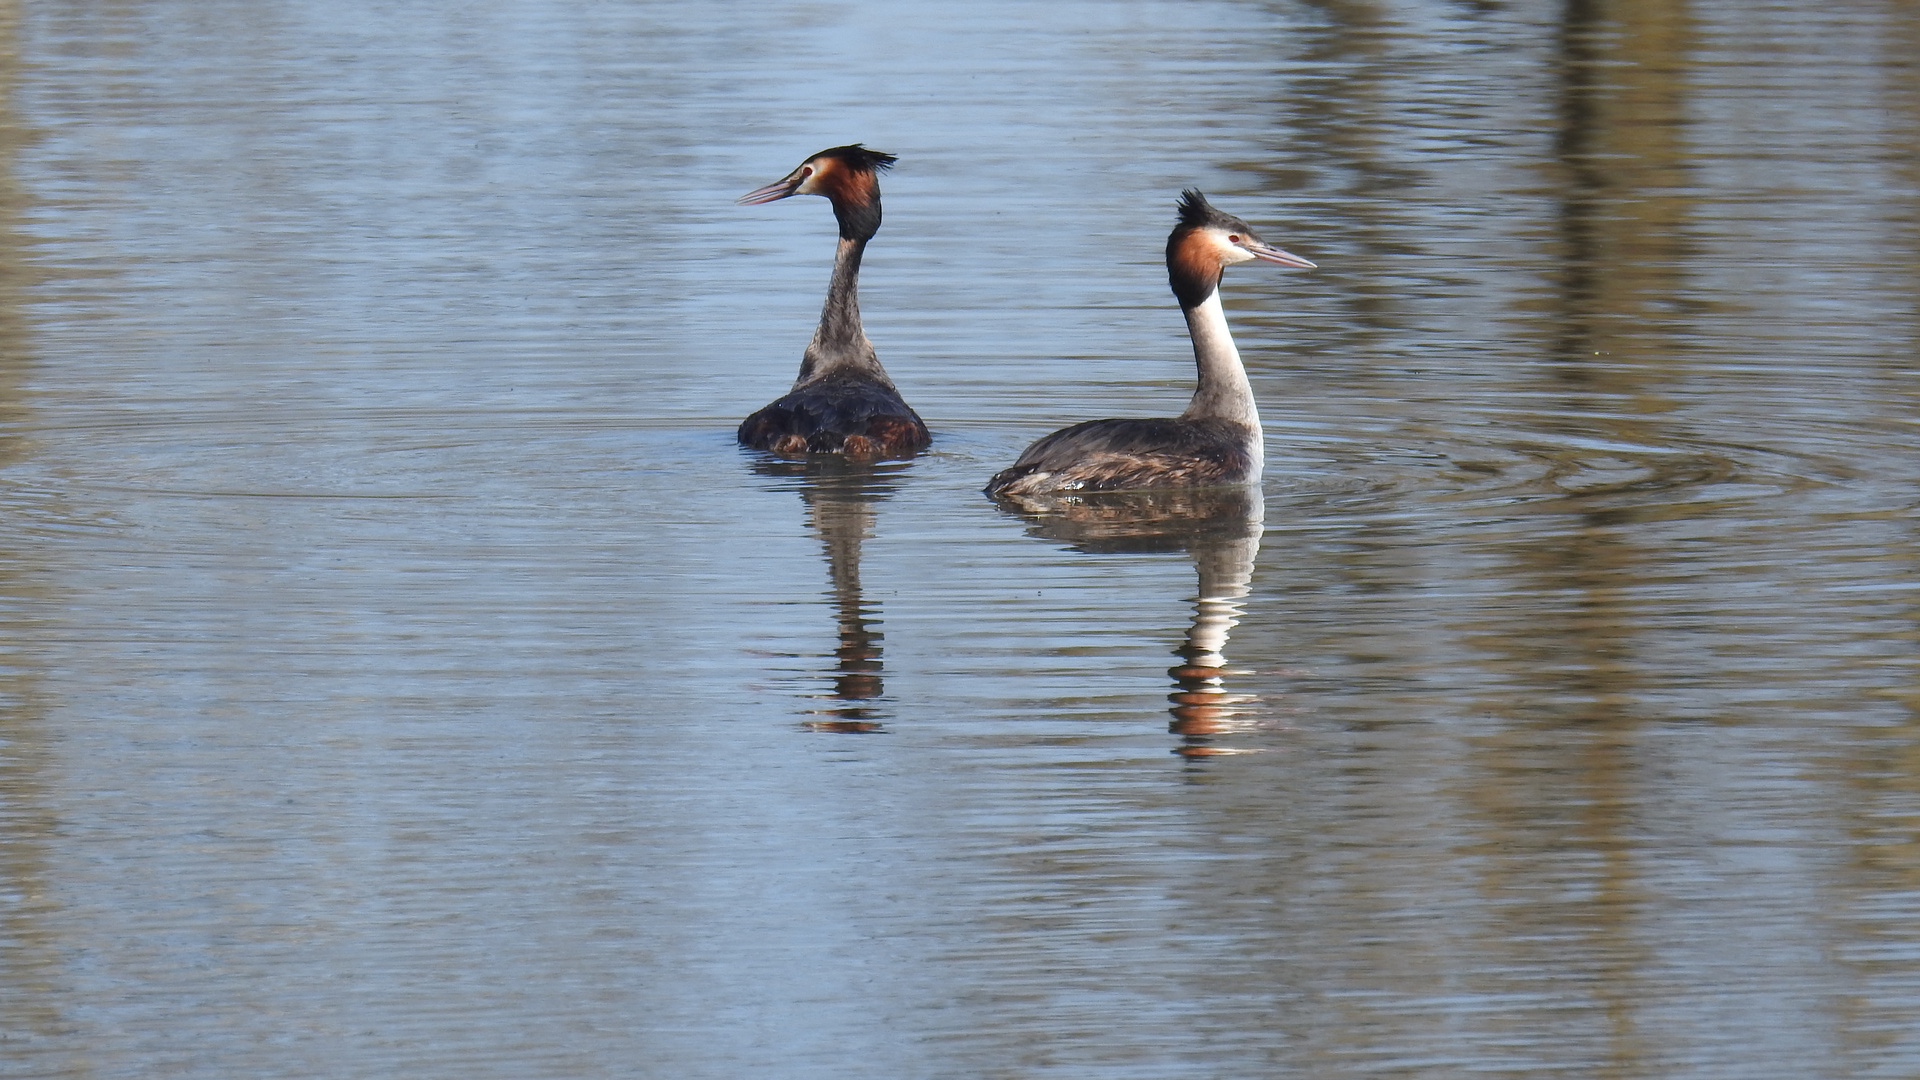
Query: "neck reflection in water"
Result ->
[[751, 457, 905, 733], [996, 485, 1266, 756]]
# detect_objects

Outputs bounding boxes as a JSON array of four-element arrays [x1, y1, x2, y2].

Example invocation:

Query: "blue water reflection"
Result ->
[[0, 1, 1916, 1078]]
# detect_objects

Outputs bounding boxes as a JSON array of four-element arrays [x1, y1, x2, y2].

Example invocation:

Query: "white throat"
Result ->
[[1179, 289, 1263, 445]]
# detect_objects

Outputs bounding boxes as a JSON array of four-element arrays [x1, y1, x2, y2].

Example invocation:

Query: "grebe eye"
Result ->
[[801, 166, 814, 177], [1228, 234, 1242, 243]]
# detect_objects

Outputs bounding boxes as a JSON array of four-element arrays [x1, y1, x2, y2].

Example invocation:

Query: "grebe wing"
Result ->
[[1006, 417, 1196, 467], [986, 417, 1254, 496]]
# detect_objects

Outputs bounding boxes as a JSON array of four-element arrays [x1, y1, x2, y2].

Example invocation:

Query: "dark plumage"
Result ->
[[1175, 187, 1233, 230], [736, 145, 928, 461], [739, 374, 929, 458], [984, 417, 1256, 495]]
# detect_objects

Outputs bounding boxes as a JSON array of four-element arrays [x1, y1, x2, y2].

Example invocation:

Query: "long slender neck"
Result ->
[[1179, 288, 1260, 433], [795, 235, 892, 388]]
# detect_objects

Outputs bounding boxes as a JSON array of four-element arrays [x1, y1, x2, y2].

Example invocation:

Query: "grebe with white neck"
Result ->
[[985, 190, 1314, 498], [736, 145, 930, 460]]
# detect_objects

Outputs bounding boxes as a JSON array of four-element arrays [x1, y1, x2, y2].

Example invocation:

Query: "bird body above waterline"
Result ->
[[736, 144, 930, 460], [985, 190, 1314, 499]]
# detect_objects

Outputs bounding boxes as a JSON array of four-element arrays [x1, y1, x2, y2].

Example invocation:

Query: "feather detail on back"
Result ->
[[740, 374, 930, 459], [985, 418, 1257, 497]]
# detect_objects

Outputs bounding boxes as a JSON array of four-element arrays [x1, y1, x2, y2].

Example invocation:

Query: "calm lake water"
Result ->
[[2, 1, 1918, 1077]]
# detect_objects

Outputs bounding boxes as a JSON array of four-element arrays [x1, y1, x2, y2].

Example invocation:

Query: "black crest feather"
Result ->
[[818, 144, 897, 173], [1176, 188, 1246, 232], [1176, 189, 1216, 228]]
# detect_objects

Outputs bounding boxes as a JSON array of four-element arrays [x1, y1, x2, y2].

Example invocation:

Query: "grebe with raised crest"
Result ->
[[736, 145, 930, 460], [985, 190, 1314, 498]]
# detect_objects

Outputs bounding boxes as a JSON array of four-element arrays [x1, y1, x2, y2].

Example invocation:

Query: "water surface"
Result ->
[[2, 1, 1919, 1077]]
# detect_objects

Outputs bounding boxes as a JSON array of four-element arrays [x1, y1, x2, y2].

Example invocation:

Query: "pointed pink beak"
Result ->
[[1245, 239, 1316, 269], [737, 170, 806, 205]]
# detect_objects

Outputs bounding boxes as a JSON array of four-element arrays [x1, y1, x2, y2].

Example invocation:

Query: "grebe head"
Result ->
[[1166, 189, 1314, 307], [738, 144, 897, 240]]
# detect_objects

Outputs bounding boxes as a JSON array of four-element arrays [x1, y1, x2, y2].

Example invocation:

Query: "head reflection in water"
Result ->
[[996, 485, 1267, 755], [750, 458, 904, 733]]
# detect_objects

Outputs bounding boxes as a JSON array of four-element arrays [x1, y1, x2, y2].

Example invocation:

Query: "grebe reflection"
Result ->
[[751, 458, 903, 732], [998, 485, 1267, 755]]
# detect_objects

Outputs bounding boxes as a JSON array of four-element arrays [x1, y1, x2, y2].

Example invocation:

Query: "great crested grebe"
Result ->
[[985, 190, 1314, 498], [736, 145, 930, 460]]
